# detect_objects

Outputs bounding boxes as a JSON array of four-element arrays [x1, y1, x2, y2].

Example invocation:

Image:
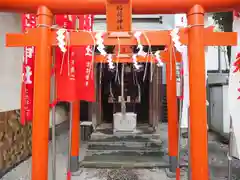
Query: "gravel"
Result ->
[[107, 169, 138, 180]]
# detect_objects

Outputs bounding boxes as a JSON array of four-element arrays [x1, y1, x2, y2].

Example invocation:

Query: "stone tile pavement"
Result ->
[[1, 123, 240, 180]]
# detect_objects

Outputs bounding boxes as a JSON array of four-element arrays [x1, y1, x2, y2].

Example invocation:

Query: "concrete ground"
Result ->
[[1, 123, 240, 180]]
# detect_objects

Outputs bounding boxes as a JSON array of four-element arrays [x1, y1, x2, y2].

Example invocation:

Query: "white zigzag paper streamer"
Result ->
[[95, 32, 114, 69], [95, 32, 107, 56], [155, 50, 164, 67], [133, 31, 146, 69], [56, 29, 67, 53], [170, 28, 184, 53], [132, 54, 142, 70], [107, 54, 114, 69]]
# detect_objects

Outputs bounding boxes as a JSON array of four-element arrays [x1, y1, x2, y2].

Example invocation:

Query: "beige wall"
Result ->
[[0, 13, 23, 112]]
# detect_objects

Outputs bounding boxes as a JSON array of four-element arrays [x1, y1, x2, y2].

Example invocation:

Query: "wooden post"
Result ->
[[31, 6, 53, 180], [166, 45, 178, 174], [70, 101, 80, 172], [187, 5, 209, 180]]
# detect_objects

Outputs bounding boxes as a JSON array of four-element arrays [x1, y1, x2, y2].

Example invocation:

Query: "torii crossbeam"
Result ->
[[0, 0, 239, 14], [1, 0, 239, 180]]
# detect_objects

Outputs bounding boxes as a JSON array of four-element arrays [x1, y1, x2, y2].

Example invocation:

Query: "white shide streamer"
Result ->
[[95, 32, 114, 70], [133, 31, 146, 70], [155, 50, 164, 67], [56, 29, 67, 53]]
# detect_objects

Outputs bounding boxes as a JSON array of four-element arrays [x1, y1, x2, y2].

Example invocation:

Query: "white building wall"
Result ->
[[174, 13, 229, 72], [0, 13, 23, 112], [0, 13, 228, 112]]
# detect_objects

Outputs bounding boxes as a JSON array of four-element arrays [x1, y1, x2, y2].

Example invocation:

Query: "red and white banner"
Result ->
[[228, 10, 240, 159], [233, 11, 240, 73], [75, 15, 95, 102], [55, 15, 78, 102], [55, 15, 95, 102], [20, 14, 36, 124], [234, 11, 240, 20], [20, 14, 95, 124]]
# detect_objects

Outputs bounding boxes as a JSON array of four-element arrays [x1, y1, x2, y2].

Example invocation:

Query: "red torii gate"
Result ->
[[0, 0, 239, 180]]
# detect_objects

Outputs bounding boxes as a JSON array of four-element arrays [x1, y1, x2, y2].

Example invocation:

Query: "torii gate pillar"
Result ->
[[187, 5, 209, 180], [31, 6, 53, 180]]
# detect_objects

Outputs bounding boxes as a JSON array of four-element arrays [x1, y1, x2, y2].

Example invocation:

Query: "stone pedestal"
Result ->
[[113, 112, 137, 133]]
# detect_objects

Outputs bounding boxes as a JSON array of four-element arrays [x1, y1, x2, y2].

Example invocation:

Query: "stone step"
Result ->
[[90, 133, 161, 142], [87, 143, 162, 150], [85, 150, 165, 157], [81, 151, 169, 168], [83, 124, 166, 168], [86, 149, 162, 156], [80, 160, 170, 168]]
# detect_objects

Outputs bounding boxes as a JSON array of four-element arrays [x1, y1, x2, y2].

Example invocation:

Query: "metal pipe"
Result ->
[[228, 116, 233, 180], [121, 63, 126, 115], [176, 61, 183, 180], [218, 46, 222, 73], [67, 103, 73, 180], [187, 107, 191, 180], [51, 21, 57, 180], [176, 99, 182, 180], [98, 64, 103, 125], [0, 0, 239, 14]]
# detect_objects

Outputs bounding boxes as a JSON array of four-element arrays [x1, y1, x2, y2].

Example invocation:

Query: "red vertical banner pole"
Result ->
[[20, 14, 27, 125], [166, 44, 178, 175], [70, 14, 95, 172], [20, 14, 36, 125], [70, 100, 80, 172], [31, 6, 53, 180], [54, 14, 82, 176], [70, 15, 81, 173], [187, 5, 209, 180]]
